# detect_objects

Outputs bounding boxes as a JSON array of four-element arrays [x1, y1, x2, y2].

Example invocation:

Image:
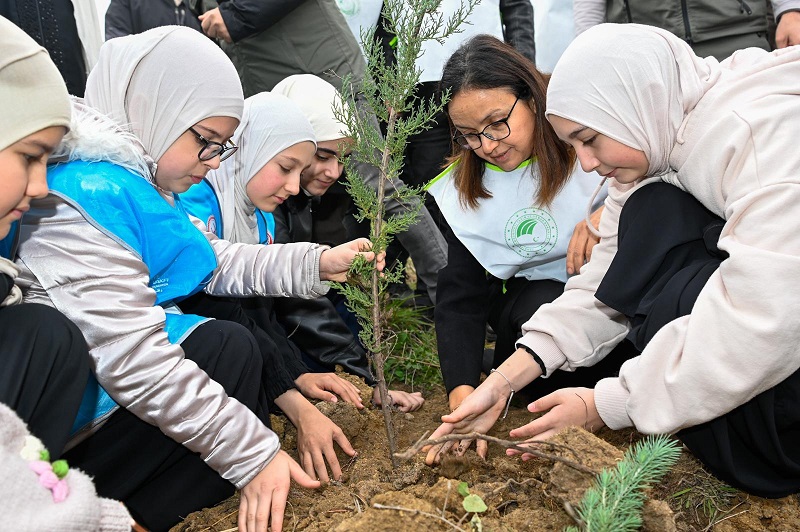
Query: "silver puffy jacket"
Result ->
[[15, 102, 328, 488]]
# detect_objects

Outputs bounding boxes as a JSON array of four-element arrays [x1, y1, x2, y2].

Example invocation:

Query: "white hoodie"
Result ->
[[524, 24, 800, 434]]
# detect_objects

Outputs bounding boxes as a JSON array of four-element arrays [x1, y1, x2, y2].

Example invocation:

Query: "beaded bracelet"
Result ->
[[490, 368, 515, 419]]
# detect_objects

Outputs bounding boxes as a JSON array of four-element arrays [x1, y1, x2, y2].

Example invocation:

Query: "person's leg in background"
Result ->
[[352, 93, 448, 305]]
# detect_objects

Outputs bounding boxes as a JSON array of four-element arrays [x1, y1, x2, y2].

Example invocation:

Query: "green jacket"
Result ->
[[217, 0, 365, 95], [606, 0, 768, 45]]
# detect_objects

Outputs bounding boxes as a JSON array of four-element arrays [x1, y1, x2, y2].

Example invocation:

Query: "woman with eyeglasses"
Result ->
[[425, 34, 638, 461], [13, 27, 382, 531]]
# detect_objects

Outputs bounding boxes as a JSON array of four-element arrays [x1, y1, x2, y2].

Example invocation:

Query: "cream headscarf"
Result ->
[[546, 23, 721, 178], [84, 25, 243, 180], [0, 16, 71, 153], [205, 92, 316, 244], [272, 74, 349, 142], [1, 16, 71, 307]]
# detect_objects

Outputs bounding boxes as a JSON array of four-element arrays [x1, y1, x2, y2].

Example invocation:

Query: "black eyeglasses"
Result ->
[[453, 97, 520, 150], [188, 127, 238, 162]]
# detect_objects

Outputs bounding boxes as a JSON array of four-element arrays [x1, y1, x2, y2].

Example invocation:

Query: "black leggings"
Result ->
[[65, 319, 265, 531], [0, 303, 90, 457], [596, 183, 800, 498]]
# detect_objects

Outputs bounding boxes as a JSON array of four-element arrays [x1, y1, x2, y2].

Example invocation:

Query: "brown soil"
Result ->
[[172, 374, 799, 531]]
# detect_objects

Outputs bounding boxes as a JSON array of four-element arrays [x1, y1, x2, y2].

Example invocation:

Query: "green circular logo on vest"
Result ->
[[504, 208, 558, 258]]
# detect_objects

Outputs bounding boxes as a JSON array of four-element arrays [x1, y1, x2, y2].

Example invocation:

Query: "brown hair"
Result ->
[[439, 35, 575, 209]]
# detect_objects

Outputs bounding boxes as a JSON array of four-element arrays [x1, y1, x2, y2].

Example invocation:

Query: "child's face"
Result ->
[[448, 87, 535, 171], [300, 138, 353, 197], [548, 115, 649, 184], [246, 141, 316, 212], [0, 126, 66, 239], [155, 116, 239, 193]]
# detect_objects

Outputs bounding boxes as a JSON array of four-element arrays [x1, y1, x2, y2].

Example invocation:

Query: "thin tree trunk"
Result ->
[[372, 107, 398, 467]]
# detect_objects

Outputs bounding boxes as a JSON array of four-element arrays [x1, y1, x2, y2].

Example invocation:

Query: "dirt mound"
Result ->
[[172, 380, 800, 531]]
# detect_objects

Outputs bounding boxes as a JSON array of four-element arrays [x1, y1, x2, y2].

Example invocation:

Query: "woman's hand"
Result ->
[[295, 372, 364, 408], [566, 206, 604, 275], [319, 238, 386, 282], [424, 376, 509, 464], [238, 450, 320, 532], [506, 387, 603, 459], [372, 387, 425, 412], [295, 404, 356, 483]]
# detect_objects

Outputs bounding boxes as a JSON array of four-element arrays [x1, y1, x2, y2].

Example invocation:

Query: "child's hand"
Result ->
[[319, 238, 385, 282], [238, 450, 320, 532], [506, 387, 603, 460], [295, 372, 364, 408], [372, 388, 425, 412]]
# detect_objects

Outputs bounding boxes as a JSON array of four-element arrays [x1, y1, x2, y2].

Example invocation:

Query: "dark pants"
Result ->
[[486, 276, 639, 401], [400, 82, 453, 233], [65, 320, 265, 531], [178, 293, 307, 406], [0, 303, 90, 456], [597, 183, 800, 498]]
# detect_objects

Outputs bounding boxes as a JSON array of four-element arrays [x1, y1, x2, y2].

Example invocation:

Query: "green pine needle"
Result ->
[[569, 435, 681, 532]]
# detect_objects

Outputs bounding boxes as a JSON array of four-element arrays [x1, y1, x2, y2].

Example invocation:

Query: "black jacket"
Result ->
[[434, 227, 493, 393], [105, 0, 204, 39], [499, 0, 536, 63], [273, 194, 376, 386]]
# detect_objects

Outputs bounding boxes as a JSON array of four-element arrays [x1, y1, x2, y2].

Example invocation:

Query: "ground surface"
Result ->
[[171, 375, 800, 531]]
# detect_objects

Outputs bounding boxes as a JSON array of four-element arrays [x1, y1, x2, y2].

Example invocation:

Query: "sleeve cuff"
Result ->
[[516, 332, 568, 378], [98, 499, 135, 532], [311, 245, 331, 297], [594, 377, 634, 430]]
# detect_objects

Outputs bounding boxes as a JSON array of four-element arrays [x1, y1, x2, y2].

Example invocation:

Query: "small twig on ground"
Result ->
[[456, 511, 470, 526], [394, 431, 597, 475], [287, 500, 298, 532], [702, 499, 749, 532], [563, 501, 585, 528], [489, 477, 541, 496], [373, 503, 466, 531], [199, 508, 239, 531], [442, 480, 452, 516]]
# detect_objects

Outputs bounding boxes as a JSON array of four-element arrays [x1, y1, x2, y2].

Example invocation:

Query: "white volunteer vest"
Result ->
[[428, 159, 605, 282]]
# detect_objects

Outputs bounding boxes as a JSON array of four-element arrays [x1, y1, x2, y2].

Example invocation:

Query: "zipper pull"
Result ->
[[740, 1, 752, 15]]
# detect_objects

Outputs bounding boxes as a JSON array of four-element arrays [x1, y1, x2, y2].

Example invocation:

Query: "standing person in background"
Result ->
[[191, 0, 448, 306], [104, 0, 203, 39], [0, 0, 102, 96], [573, 0, 800, 59], [428, 35, 629, 458]]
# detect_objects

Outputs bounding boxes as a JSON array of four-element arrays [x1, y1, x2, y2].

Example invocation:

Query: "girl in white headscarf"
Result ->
[[14, 26, 381, 530], [268, 74, 425, 413], [180, 91, 370, 484], [426, 23, 800, 498], [0, 15, 134, 530]]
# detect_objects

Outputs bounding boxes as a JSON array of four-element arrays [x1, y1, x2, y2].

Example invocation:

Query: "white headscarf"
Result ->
[[546, 23, 721, 178], [205, 92, 316, 244], [84, 26, 243, 179], [272, 74, 349, 142]]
